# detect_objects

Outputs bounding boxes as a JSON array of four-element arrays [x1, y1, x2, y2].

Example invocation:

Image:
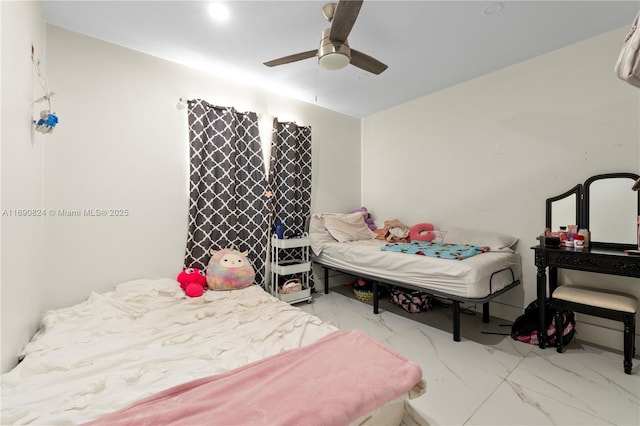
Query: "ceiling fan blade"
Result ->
[[329, 0, 363, 43], [350, 49, 388, 75], [263, 50, 317, 67]]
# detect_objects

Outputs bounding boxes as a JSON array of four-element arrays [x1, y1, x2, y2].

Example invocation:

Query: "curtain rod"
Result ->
[[176, 97, 311, 129], [176, 98, 236, 113]]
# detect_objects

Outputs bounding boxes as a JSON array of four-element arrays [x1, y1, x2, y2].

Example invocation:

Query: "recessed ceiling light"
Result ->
[[482, 2, 503, 16], [208, 3, 230, 22]]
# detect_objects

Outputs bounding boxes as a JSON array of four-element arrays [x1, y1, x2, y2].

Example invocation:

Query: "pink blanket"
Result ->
[[84, 329, 424, 426]]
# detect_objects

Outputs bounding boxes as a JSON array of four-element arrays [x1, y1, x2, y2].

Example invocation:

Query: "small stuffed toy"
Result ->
[[206, 248, 255, 291], [409, 223, 435, 242], [351, 206, 376, 231], [177, 268, 207, 297]]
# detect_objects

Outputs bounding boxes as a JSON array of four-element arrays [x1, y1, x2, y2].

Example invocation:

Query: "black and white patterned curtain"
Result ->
[[183, 100, 312, 290], [271, 122, 314, 290], [272, 122, 312, 236], [184, 100, 270, 287]]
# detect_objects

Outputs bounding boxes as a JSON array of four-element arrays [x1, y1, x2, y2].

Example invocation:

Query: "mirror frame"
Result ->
[[545, 184, 582, 230], [546, 172, 640, 250], [583, 172, 640, 250]]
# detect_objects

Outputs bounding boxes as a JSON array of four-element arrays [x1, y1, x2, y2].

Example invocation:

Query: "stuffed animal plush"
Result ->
[[409, 223, 435, 242], [177, 268, 207, 297], [206, 248, 255, 291], [351, 206, 376, 231]]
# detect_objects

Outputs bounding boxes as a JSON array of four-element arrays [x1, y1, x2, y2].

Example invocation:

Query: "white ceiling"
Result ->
[[43, 1, 639, 118]]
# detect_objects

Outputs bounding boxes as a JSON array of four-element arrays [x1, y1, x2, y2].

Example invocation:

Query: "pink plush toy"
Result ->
[[177, 268, 207, 297], [409, 223, 435, 242]]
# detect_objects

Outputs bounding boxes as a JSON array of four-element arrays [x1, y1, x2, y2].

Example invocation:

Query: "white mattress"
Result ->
[[1, 279, 339, 425], [313, 239, 522, 299]]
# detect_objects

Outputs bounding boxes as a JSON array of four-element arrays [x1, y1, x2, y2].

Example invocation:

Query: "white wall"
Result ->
[[0, 23, 360, 373], [362, 27, 640, 350], [1, 1, 47, 373], [41, 24, 361, 305]]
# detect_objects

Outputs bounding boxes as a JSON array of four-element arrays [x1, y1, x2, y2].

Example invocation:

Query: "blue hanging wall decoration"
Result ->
[[32, 47, 59, 134]]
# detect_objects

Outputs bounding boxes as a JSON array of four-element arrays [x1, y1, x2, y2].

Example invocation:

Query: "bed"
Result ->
[[309, 213, 522, 341], [1, 278, 425, 425]]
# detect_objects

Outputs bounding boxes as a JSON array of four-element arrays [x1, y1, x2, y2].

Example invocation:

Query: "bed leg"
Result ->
[[482, 302, 490, 323], [373, 281, 379, 314], [452, 301, 461, 342], [323, 267, 329, 294]]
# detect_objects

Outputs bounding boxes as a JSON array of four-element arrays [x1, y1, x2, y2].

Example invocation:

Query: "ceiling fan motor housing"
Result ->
[[318, 28, 351, 70], [264, 1, 386, 74]]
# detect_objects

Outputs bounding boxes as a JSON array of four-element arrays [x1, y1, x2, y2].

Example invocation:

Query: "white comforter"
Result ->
[[1, 279, 337, 425]]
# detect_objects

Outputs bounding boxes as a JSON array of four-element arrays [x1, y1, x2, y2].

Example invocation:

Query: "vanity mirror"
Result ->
[[545, 184, 582, 230], [545, 184, 581, 232], [583, 173, 639, 250], [545, 172, 640, 250]]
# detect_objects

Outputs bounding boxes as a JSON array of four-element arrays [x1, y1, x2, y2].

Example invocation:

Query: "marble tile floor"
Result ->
[[297, 288, 640, 426]]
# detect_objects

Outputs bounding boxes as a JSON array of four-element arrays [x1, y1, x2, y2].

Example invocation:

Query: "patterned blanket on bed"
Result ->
[[382, 241, 489, 260]]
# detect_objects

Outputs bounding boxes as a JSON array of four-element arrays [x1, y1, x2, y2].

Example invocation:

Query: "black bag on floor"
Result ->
[[511, 299, 575, 346], [389, 286, 432, 313]]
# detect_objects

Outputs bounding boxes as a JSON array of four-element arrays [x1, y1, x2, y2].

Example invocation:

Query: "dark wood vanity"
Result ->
[[532, 172, 640, 348]]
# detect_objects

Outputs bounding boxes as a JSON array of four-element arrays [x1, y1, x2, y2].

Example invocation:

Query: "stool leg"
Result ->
[[632, 315, 636, 360], [623, 314, 635, 375], [555, 309, 563, 353]]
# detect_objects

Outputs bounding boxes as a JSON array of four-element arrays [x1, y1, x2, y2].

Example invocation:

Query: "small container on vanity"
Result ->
[[573, 234, 585, 249], [577, 229, 590, 248], [543, 236, 561, 248]]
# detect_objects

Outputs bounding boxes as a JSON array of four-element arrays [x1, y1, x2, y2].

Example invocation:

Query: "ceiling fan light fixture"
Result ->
[[318, 28, 351, 70], [319, 51, 350, 70]]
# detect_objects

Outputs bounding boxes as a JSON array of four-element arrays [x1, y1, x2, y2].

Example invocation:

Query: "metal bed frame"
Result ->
[[316, 262, 521, 342]]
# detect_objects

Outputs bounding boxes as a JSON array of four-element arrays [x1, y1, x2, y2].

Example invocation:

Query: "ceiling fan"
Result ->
[[263, 0, 388, 75]]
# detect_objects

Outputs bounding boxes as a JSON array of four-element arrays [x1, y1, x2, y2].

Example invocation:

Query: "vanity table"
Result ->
[[532, 245, 640, 348], [534, 172, 640, 349]]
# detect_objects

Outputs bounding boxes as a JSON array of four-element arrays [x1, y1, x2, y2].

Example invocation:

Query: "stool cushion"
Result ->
[[553, 285, 638, 314]]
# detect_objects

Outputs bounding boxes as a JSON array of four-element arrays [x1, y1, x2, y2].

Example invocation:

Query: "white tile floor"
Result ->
[[298, 288, 640, 426]]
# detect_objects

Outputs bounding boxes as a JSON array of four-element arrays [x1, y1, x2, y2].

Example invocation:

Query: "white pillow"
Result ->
[[442, 227, 518, 251], [323, 213, 376, 243], [309, 214, 332, 234], [309, 213, 338, 256]]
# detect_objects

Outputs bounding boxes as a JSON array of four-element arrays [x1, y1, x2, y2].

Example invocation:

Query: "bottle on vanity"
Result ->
[[577, 229, 590, 248]]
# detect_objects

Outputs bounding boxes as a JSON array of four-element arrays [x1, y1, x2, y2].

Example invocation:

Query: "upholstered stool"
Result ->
[[551, 285, 637, 374]]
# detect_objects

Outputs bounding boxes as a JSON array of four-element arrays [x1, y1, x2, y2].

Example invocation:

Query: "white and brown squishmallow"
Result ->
[[206, 248, 255, 290]]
